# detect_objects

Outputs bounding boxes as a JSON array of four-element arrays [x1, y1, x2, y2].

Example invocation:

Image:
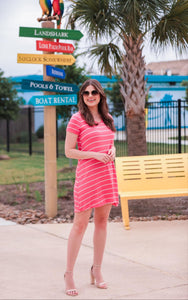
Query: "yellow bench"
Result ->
[[115, 153, 188, 229]]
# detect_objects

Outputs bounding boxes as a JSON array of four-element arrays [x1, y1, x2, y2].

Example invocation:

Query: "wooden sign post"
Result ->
[[18, 20, 83, 218], [42, 21, 57, 217]]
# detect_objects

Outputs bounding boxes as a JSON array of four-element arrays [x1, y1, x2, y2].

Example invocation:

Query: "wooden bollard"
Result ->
[[42, 21, 57, 217]]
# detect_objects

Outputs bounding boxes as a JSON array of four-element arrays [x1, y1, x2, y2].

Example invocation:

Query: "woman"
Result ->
[[64, 79, 119, 296]]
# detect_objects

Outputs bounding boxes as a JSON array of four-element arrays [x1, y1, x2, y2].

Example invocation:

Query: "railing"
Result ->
[[0, 100, 187, 157], [111, 99, 188, 156]]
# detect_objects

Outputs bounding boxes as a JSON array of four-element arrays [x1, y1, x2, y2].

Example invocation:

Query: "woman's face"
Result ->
[[82, 85, 100, 109]]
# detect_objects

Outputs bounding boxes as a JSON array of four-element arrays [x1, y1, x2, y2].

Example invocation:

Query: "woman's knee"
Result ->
[[94, 205, 111, 230], [73, 210, 91, 235], [73, 219, 88, 235], [94, 215, 108, 230]]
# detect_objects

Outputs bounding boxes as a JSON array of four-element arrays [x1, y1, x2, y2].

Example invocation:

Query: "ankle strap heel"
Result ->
[[64, 271, 78, 296], [93, 264, 101, 269], [90, 265, 107, 289]]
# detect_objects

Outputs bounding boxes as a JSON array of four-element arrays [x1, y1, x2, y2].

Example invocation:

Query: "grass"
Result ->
[[169, 136, 188, 141], [0, 150, 76, 185], [147, 142, 188, 155], [0, 141, 65, 154], [1, 139, 188, 157], [57, 184, 71, 198], [0, 140, 187, 185]]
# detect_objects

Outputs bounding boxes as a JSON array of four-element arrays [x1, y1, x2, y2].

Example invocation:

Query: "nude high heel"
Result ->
[[90, 265, 107, 289], [64, 271, 78, 296]]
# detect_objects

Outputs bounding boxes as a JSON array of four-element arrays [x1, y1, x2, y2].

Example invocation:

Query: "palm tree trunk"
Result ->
[[120, 34, 149, 156], [126, 114, 147, 156]]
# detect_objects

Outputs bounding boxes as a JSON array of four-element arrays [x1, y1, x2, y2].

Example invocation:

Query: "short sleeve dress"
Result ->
[[66, 112, 119, 212]]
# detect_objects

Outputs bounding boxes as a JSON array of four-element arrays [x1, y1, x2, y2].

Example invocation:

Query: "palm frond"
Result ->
[[139, 0, 170, 32], [67, 0, 121, 40], [117, 0, 170, 37], [82, 42, 122, 76], [151, 0, 188, 53]]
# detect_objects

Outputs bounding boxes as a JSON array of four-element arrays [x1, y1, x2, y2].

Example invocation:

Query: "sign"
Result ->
[[46, 66, 65, 79], [19, 27, 83, 41], [17, 53, 76, 65], [29, 94, 77, 106], [36, 40, 75, 53], [21, 79, 79, 93]]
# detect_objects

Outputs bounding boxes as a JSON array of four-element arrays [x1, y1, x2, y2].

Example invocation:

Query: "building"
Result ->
[[12, 73, 188, 105], [9, 73, 188, 131], [146, 59, 188, 76]]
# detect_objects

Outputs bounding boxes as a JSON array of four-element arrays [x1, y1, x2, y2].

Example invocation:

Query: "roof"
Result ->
[[146, 59, 188, 76], [145, 75, 188, 83], [11, 74, 188, 86]]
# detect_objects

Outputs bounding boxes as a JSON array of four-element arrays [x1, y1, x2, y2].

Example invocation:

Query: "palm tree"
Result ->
[[67, 0, 188, 156]]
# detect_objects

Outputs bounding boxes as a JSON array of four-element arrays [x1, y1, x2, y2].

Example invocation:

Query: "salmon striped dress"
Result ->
[[66, 112, 119, 212]]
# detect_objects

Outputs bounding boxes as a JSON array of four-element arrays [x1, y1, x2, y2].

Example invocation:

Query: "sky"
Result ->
[[0, 0, 187, 78]]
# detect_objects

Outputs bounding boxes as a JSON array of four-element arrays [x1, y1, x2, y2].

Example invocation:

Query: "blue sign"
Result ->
[[29, 94, 77, 106], [22, 79, 79, 93], [46, 65, 66, 79]]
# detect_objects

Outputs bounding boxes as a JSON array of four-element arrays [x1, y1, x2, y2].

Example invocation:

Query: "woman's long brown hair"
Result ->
[[78, 79, 116, 132]]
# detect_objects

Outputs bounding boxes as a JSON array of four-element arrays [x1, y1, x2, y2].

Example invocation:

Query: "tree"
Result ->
[[0, 70, 23, 120], [106, 76, 151, 117], [105, 76, 124, 117], [67, 0, 188, 155]]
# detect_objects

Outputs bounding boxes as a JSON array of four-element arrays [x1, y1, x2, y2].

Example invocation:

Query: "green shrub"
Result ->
[[16, 131, 37, 143], [35, 190, 42, 202], [36, 125, 44, 139]]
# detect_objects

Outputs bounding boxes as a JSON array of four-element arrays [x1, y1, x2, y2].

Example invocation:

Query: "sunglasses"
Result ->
[[82, 90, 99, 96]]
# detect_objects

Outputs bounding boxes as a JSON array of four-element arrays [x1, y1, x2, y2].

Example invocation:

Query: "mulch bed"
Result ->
[[0, 181, 188, 225]]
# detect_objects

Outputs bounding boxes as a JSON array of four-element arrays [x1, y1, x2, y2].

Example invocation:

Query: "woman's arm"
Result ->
[[65, 131, 112, 163]]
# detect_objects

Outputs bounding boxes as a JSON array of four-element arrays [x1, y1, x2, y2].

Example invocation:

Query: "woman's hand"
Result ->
[[94, 152, 111, 164], [94, 146, 116, 164], [108, 146, 116, 161]]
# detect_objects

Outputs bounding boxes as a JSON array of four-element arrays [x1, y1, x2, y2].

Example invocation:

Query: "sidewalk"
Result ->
[[1, 219, 188, 299]]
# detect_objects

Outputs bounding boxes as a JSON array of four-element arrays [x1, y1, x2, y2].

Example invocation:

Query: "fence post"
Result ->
[[178, 99, 181, 153], [28, 107, 32, 155], [6, 119, 10, 152]]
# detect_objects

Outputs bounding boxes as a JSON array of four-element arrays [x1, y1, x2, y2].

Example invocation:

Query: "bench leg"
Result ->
[[120, 197, 130, 230]]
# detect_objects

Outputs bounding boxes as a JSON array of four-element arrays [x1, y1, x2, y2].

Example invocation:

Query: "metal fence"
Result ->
[[146, 100, 188, 155], [0, 100, 187, 156]]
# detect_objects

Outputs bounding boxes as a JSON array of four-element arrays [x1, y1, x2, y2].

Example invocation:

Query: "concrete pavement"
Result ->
[[1, 219, 188, 299]]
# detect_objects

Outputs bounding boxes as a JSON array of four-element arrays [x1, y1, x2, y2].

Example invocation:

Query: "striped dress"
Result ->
[[66, 112, 119, 212]]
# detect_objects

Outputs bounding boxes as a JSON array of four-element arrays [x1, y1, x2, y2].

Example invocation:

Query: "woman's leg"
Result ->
[[92, 204, 112, 286], [65, 208, 92, 293]]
